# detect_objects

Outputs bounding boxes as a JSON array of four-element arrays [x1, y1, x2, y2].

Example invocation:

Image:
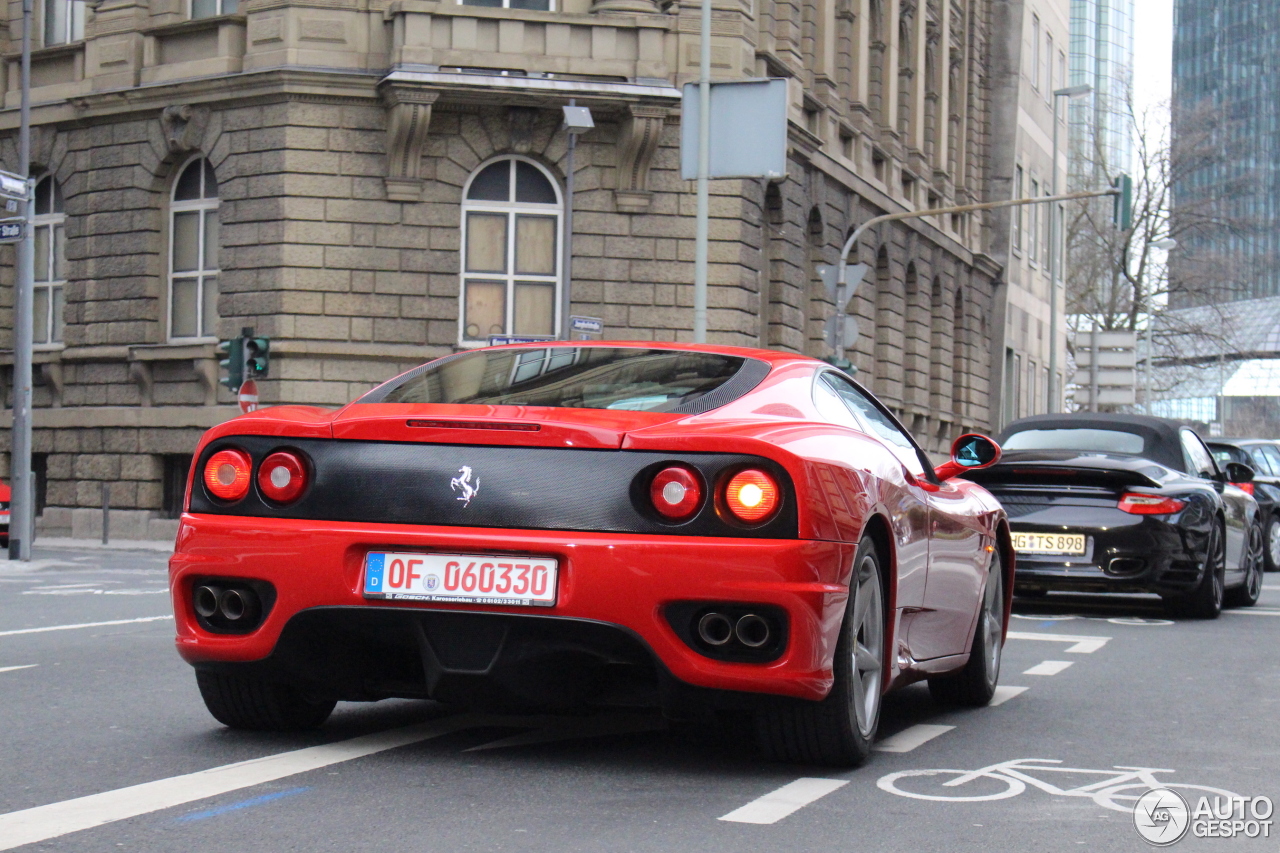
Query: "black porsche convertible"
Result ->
[[960, 414, 1264, 618]]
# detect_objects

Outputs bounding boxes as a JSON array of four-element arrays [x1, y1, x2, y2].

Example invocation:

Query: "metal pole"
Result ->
[[1088, 324, 1100, 412], [101, 482, 110, 545], [1048, 95, 1062, 413], [8, 0, 34, 561], [692, 0, 711, 343], [561, 99, 576, 341]]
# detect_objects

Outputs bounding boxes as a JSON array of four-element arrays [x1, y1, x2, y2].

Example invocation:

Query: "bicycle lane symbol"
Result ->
[[877, 758, 1238, 814]]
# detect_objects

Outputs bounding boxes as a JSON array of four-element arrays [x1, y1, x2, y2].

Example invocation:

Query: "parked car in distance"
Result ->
[[1207, 439, 1280, 572], [171, 342, 1014, 767], [960, 414, 1264, 618], [0, 480, 8, 547]]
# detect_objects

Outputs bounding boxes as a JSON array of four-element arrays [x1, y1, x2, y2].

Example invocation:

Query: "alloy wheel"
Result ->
[[1245, 525, 1264, 600], [1269, 517, 1280, 569], [982, 556, 1003, 685], [850, 553, 884, 739]]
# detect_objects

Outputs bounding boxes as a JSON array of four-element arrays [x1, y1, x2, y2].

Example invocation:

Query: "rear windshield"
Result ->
[[1002, 428, 1146, 454], [364, 347, 757, 413]]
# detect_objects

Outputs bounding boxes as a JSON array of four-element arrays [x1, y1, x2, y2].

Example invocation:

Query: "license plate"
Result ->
[[363, 551, 558, 607], [1012, 532, 1087, 555]]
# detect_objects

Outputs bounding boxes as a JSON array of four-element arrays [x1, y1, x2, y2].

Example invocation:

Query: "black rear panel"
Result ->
[[190, 436, 797, 538]]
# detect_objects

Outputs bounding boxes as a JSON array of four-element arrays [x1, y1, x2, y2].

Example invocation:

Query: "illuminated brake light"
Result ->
[[1232, 482, 1255, 496], [203, 448, 252, 502], [650, 466, 702, 521], [1118, 493, 1187, 515], [724, 469, 780, 524], [257, 450, 309, 504]]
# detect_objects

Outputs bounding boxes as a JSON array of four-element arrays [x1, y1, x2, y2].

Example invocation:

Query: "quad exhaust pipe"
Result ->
[[696, 611, 773, 649], [193, 583, 261, 627]]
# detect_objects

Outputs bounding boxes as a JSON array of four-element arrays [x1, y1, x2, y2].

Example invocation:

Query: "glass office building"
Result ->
[[1171, 0, 1280, 306], [1068, 0, 1135, 188]]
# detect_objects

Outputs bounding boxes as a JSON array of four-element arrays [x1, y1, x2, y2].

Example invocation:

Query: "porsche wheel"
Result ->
[[1167, 522, 1225, 620], [1225, 522, 1264, 608], [929, 548, 1004, 706], [1265, 515, 1280, 573], [754, 536, 885, 767], [196, 670, 336, 731]]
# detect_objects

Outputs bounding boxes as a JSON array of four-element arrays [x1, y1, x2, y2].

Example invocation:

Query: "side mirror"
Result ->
[[934, 433, 1003, 482], [1224, 461, 1255, 484]]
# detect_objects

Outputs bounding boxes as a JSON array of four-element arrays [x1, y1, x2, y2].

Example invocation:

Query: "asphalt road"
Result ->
[[2, 544, 1278, 852]]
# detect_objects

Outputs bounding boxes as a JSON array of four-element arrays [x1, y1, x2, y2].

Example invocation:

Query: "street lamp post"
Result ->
[[1047, 84, 1092, 414], [8, 0, 35, 560], [560, 102, 594, 341]]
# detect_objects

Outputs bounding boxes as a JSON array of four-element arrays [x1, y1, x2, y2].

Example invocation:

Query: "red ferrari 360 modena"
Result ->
[[171, 342, 1013, 766]]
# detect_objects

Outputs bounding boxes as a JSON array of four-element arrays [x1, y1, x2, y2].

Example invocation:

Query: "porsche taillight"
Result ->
[[257, 450, 309, 504], [1118, 493, 1187, 515], [724, 469, 780, 524], [1232, 482, 1255, 496], [650, 466, 703, 521], [203, 448, 253, 502]]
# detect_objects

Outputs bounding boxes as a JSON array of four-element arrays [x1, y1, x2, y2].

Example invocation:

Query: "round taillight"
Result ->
[[257, 451, 309, 504], [203, 449, 252, 502], [650, 466, 702, 521], [724, 469, 780, 524]]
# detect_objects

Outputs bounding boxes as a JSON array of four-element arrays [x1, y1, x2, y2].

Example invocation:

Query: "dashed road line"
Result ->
[[1222, 609, 1280, 616], [991, 685, 1029, 706], [1023, 660, 1073, 676], [718, 778, 848, 825], [873, 724, 955, 753], [0, 716, 478, 851], [1006, 631, 1111, 653], [0, 665, 38, 675], [0, 615, 173, 637]]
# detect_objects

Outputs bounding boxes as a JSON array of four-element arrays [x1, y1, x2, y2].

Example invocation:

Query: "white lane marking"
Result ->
[[1222, 609, 1280, 616], [1006, 631, 1111, 653], [0, 615, 173, 637], [990, 685, 1029, 706], [1023, 660, 1073, 676], [0, 665, 38, 674], [718, 778, 848, 825], [464, 713, 664, 752], [873, 724, 955, 753], [0, 716, 476, 851], [1261, 585, 1280, 591]]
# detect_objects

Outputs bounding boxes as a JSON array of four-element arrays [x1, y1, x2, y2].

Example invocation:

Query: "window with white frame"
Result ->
[[460, 0, 553, 10], [44, 0, 84, 46], [169, 158, 219, 340], [33, 176, 65, 346], [191, 0, 237, 18], [459, 157, 562, 345]]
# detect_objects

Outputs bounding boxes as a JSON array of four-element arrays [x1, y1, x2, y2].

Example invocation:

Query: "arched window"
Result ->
[[460, 157, 561, 345], [33, 176, 66, 345], [169, 158, 219, 340]]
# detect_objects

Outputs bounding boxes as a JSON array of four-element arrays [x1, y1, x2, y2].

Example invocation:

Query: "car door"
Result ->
[[1181, 429, 1249, 573], [823, 376, 984, 660], [815, 373, 931, 613]]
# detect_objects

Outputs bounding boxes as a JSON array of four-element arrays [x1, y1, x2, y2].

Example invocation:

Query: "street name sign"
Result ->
[[0, 221, 23, 243]]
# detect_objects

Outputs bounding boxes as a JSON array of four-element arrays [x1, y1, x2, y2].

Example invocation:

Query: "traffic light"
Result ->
[[1112, 174, 1133, 231], [244, 334, 270, 378], [217, 337, 243, 392]]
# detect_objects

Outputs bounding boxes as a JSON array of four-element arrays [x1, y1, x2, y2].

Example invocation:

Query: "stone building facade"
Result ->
[[0, 0, 1008, 539]]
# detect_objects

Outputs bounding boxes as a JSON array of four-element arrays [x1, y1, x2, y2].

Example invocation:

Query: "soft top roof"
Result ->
[[997, 413, 1193, 471]]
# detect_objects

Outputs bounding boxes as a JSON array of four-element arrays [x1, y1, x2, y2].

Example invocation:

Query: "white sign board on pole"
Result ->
[[680, 79, 788, 180], [0, 170, 27, 201], [1073, 329, 1138, 407]]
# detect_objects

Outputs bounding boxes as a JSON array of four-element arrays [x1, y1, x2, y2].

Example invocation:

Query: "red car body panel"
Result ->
[[171, 342, 1012, 705]]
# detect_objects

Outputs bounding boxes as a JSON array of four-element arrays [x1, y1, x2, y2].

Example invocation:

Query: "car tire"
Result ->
[[1167, 522, 1225, 620], [196, 670, 336, 731], [1264, 514, 1280, 573], [1225, 522, 1264, 608], [754, 536, 885, 767], [929, 548, 1005, 706]]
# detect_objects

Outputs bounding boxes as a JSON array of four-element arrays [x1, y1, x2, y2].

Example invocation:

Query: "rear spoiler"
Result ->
[[960, 462, 1165, 491]]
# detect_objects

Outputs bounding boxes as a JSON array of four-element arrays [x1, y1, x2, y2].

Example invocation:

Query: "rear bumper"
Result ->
[[169, 514, 853, 704], [1011, 514, 1206, 595]]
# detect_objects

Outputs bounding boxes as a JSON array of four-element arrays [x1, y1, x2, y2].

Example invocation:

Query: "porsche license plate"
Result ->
[[1012, 532, 1087, 555], [363, 551, 558, 607]]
